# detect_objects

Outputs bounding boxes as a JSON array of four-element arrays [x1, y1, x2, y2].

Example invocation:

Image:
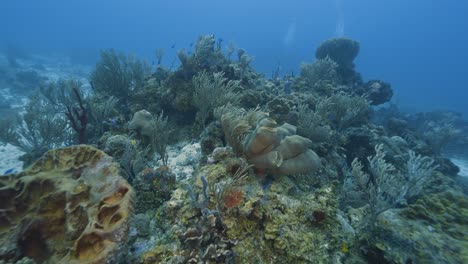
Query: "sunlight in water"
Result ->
[[335, 0, 345, 37], [283, 19, 296, 47]]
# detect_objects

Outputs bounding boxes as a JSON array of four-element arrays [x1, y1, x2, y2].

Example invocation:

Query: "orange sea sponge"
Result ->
[[0, 145, 134, 264]]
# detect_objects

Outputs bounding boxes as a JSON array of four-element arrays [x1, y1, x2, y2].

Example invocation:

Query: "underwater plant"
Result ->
[[88, 96, 119, 136], [192, 71, 241, 127], [315, 93, 370, 131], [213, 165, 250, 210], [0, 92, 68, 166], [344, 144, 437, 240], [118, 138, 150, 183], [177, 34, 226, 73], [298, 57, 340, 94], [90, 49, 150, 116], [128, 109, 172, 166], [296, 103, 333, 143], [40, 79, 89, 144], [237, 48, 254, 79]]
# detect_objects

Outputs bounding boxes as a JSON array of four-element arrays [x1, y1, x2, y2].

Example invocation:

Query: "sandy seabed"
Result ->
[[0, 144, 24, 175]]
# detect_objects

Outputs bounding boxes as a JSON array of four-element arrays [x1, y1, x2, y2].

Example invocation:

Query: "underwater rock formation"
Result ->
[[369, 191, 468, 263], [316, 38, 360, 68], [0, 145, 134, 264], [315, 38, 361, 86], [219, 107, 321, 176]]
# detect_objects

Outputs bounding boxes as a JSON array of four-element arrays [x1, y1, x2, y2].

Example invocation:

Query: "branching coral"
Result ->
[[40, 79, 119, 144]]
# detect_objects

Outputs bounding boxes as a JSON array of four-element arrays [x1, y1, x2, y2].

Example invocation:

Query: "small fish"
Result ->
[[171, 43, 176, 49], [189, 42, 194, 47], [3, 168, 15, 175]]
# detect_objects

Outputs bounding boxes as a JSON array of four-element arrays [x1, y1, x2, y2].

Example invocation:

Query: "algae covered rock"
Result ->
[[0, 145, 134, 264]]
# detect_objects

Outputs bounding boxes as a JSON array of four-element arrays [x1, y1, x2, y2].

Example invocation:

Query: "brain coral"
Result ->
[[0, 145, 134, 264]]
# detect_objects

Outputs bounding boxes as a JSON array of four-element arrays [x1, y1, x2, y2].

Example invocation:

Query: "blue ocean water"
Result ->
[[1, 0, 467, 117]]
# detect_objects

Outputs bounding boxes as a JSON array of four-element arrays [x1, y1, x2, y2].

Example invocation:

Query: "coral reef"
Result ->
[[217, 106, 321, 176], [0, 145, 134, 264], [1, 34, 465, 264], [126, 148, 343, 263]]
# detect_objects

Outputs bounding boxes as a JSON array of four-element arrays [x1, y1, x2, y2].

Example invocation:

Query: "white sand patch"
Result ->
[[0, 144, 24, 175], [450, 157, 468, 177], [156, 142, 201, 180]]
